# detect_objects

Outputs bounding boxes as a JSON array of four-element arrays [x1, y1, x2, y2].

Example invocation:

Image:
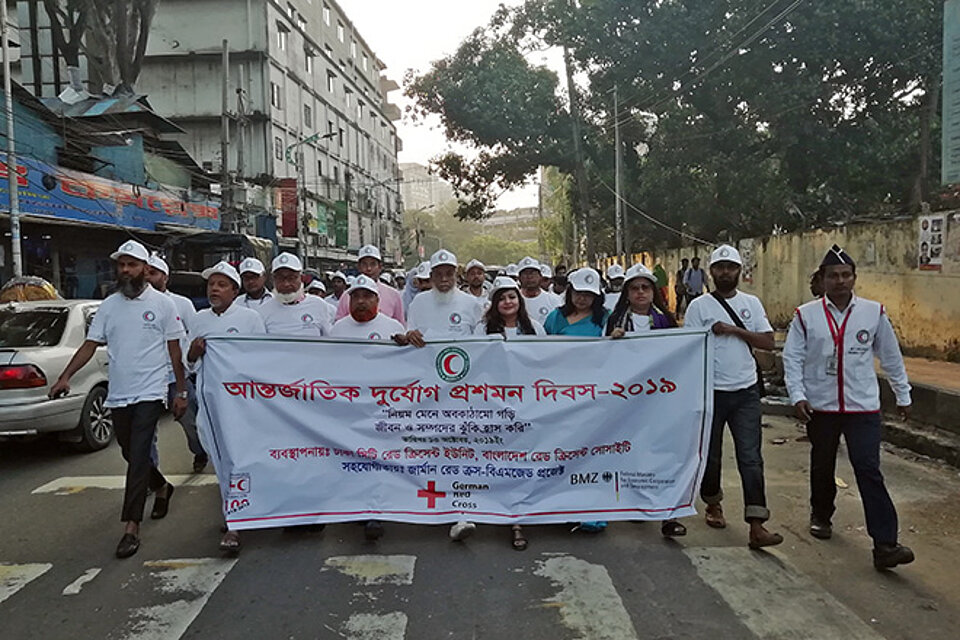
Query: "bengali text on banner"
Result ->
[[197, 330, 714, 530]]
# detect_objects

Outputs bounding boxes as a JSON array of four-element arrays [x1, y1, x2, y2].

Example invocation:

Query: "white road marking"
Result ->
[[533, 555, 639, 640], [32, 475, 218, 495], [342, 612, 408, 640], [683, 547, 883, 640], [111, 558, 237, 640], [0, 563, 53, 605], [62, 567, 102, 596], [323, 555, 417, 586]]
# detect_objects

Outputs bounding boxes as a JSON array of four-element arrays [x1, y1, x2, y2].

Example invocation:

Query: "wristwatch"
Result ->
[[176, 391, 188, 400]]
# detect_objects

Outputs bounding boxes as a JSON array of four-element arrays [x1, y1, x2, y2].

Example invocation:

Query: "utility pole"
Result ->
[[220, 40, 232, 232], [236, 64, 246, 181], [2, 0, 22, 276], [613, 84, 624, 262], [563, 44, 590, 265]]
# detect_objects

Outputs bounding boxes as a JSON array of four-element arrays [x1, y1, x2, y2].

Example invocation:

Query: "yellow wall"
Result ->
[[595, 212, 960, 359]]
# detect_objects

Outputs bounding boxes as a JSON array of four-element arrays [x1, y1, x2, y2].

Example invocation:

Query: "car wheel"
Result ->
[[72, 386, 114, 452]]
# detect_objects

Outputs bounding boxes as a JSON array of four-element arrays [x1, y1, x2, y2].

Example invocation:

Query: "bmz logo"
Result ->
[[857, 330, 870, 344], [436, 346, 470, 383], [142, 311, 156, 322]]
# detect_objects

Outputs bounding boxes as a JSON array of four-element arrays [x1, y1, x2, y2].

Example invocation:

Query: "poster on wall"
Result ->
[[918, 215, 945, 271]]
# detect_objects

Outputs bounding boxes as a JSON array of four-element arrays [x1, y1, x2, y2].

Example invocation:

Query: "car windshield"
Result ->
[[0, 307, 70, 347]]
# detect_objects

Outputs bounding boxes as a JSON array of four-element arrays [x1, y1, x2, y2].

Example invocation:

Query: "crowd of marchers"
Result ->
[[48, 238, 915, 573]]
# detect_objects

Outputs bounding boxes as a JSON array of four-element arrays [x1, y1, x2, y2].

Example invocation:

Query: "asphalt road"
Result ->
[[2, 415, 959, 640]]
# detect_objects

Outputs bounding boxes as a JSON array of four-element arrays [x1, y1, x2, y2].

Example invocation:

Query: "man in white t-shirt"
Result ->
[[461, 258, 491, 300], [145, 253, 207, 473], [334, 245, 405, 326], [237, 257, 273, 311], [604, 263, 626, 311], [684, 244, 782, 550], [398, 250, 484, 345], [331, 275, 405, 340], [50, 240, 187, 559], [259, 253, 334, 336], [516, 256, 562, 326]]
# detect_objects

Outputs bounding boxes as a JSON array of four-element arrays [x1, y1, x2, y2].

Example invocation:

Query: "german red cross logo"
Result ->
[[417, 481, 445, 509]]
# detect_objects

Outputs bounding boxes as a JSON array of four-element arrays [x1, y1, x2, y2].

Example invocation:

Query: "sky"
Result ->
[[337, 0, 557, 210]]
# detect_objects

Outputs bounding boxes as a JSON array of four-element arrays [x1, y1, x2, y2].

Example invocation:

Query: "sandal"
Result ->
[[511, 525, 528, 551], [705, 504, 726, 529], [219, 531, 241, 555], [661, 520, 687, 538]]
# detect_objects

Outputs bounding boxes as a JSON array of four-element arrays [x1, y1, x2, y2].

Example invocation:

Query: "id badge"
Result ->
[[825, 353, 838, 376]]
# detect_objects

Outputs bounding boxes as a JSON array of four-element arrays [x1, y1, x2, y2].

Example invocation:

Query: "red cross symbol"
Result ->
[[417, 481, 446, 509]]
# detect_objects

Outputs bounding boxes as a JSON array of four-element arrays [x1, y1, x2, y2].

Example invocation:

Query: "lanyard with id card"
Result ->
[[821, 297, 852, 376]]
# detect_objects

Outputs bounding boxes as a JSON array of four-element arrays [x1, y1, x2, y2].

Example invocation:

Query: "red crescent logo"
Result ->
[[442, 353, 460, 376], [236, 477, 248, 492]]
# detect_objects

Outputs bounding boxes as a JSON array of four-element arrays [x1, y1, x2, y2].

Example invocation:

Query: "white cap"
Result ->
[[505, 263, 519, 277], [202, 261, 241, 286], [710, 244, 742, 266], [110, 240, 150, 262], [624, 263, 656, 285], [517, 256, 540, 273], [465, 259, 485, 272], [358, 244, 382, 262], [306, 279, 326, 293], [414, 261, 431, 280], [238, 257, 265, 275], [331, 270, 347, 282], [349, 274, 380, 295], [430, 249, 458, 270], [147, 253, 169, 275], [568, 268, 602, 295], [539, 264, 553, 278], [346, 275, 357, 287], [379, 272, 393, 284], [272, 252, 303, 272], [488, 275, 520, 299], [606, 264, 625, 280]]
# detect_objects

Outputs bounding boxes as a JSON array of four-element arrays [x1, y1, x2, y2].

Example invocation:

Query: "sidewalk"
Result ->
[[898, 357, 960, 394]]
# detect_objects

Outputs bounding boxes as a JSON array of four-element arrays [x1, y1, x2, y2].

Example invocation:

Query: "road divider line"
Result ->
[[32, 475, 218, 495], [62, 567, 102, 596], [323, 555, 417, 586], [0, 563, 53, 605], [533, 554, 639, 640], [683, 547, 883, 639]]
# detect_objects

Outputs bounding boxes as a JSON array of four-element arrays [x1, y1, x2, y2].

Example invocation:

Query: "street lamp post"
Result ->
[[2, 0, 22, 277], [286, 131, 336, 264]]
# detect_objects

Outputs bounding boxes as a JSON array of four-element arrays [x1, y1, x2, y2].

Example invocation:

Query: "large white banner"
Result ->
[[197, 330, 714, 530]]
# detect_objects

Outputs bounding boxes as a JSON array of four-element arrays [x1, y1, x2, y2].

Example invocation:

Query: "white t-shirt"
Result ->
[[479, 320, 546, 337], [260, 295, 334, 336], [163, 289, 196, 383], [685, 291, 773, 391], [627, 313, 653, 333], [239, 291, 273, 312], [87, 287, 185, 408], [520, 289, 563, 326], [330, 313, 405, 340], [192, 302, 266, 338], [604, 290, 624, 312], [407, 289, 484, 337]]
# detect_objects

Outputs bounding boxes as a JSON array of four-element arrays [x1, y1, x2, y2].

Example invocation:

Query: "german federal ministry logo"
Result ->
[[436, 346, 470, 382]]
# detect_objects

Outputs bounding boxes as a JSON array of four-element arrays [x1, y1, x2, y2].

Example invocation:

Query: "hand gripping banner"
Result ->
[[197, 330, 714, 530]]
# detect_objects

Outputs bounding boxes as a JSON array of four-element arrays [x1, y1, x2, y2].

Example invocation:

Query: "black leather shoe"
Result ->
[[116, 533, 140, 559], [192, 455, 208, 474], [150, 483, 175, 520], [873, 543, 915, 570], [809, 516, 832, 540]]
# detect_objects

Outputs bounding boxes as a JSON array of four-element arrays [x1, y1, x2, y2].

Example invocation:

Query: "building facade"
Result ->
[[399, 162, 455, 212], [137, 0, 404, 267]]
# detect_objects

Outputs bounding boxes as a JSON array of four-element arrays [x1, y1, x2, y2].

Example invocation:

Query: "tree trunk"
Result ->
[[910, 74, 941, 213]]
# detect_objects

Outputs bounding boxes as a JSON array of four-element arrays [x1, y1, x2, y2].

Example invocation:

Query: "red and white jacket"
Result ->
[[783, 294, 911, 413]]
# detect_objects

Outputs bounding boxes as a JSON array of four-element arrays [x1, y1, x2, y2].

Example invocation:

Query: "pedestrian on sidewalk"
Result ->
[[683, 256, 709, 303], [674, 258, 689, 317], [684, 244, 783, 549], [783, 244, 915, 571], [49, 240, 187, 559]]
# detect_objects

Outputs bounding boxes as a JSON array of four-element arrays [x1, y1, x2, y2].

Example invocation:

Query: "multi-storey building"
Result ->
[[135, 0, 404, 267], [399, 162, 455, 212]]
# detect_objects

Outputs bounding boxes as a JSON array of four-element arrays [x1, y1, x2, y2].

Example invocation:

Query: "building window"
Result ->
[[362, 53, 368, 71], [276, 23, 289, 51], [296, 14, 306, 31], [274, 137, 284, 161], [304, 104, 313, 129], [351, 40, 357, 58], [318, 160, 323, 177], [357, 100, 364, 120], [333, 165, 340, 184], [305, 49, 315, 74], [345, 88, 352, 108], [326, 70, 336, 93], [286, 3, 296, 18], [270, 82, 282, 109], [337, 21, 344, 43], [323, 3, 330, 25], [328, 120, 335, 136], [338, 127, 344, 147]]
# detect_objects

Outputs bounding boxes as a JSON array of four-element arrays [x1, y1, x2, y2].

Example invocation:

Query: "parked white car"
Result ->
[[0, 300, 112, 451]]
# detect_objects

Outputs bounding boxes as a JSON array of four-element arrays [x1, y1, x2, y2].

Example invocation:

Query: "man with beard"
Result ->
[[605, 264, 626, 311], [461, 259, 491, 300], [145, 254, 206, 473], [395, 250, 485, 542], [331, 275, 405, 340], [334, 245, 405, 325], [783, 245, 914, 570], [551, 264, 568, 296], [185, 261, 265, 555], [50, 240, 186, 558], [515, 256, 562, 325], [238, 258, 272, 310], [260, 253, 334, 336], [684, 245, 783, 550]]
